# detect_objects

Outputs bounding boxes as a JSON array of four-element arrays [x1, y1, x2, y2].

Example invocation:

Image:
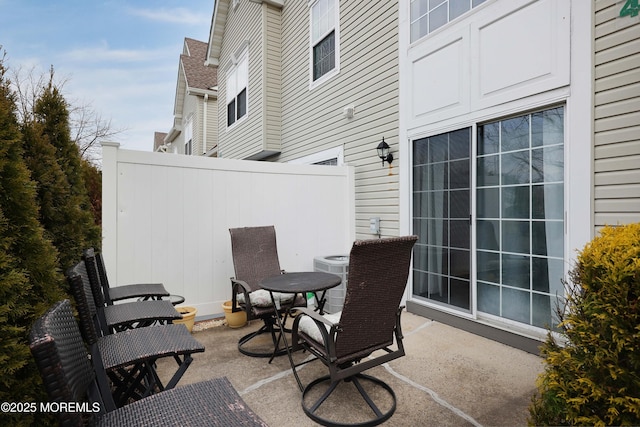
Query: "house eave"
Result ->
[[206, 0, 228, 67], [244, 150, 281, 161], [249, 0, 284, 8], [165, 126, 182, 144], [187, 87, 218, 98], [205, 145, 219, 157]]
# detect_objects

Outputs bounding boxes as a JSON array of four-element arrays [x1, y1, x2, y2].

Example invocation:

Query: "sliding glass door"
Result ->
[[412, 106, 565, 329], [476, 107, 564, 328], [413, 128, 471, 311]]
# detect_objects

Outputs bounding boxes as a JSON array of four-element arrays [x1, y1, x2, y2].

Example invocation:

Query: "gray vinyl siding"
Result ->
[[191, 97, 202, 155], [180, 95, 198, 154], [195, 96, 218, 155], [218, 1, 265, 160], [593, 0, 640, 227], [203, 97, 218, 154], [263, 4, 282, 153], [279, 0, 400, 239]]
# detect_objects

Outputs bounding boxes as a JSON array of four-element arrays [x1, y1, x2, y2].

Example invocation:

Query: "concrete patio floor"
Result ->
[[156, 311, 544, 426]]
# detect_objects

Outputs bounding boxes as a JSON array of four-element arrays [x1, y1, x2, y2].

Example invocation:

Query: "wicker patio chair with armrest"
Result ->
[[92, 249, 169, 305], [82, 249, 182, 333], [291, 235, 418, 427], [30, 299, 268, 427], [67, 265, 205, 408], [229, 226, 306, 358]]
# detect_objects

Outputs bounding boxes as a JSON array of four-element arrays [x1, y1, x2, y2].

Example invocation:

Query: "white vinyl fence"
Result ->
[[102, 142, 355, 318]]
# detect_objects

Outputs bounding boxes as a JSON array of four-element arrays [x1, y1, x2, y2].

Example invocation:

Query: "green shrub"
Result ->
[[0, 53, 65, 427], [529, 223, 640, 426]]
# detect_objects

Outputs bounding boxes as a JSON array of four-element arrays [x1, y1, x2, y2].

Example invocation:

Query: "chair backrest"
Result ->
[[94, 250, 114, 305], [82, 248, 109, 309], [29, 300, 104, 426], [67, 261, 105, 343], [334, 235, 418, 362], [229, 226, 283, 291]]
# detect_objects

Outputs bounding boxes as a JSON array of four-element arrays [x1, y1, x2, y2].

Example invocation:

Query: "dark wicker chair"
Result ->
[[82, 249, 181, 332], [291, 235, 418, 427], [29, 299, 268, 427], [67, 264, 205, 408], [92, 249, 169, 305], [229, 226, 306, 358]]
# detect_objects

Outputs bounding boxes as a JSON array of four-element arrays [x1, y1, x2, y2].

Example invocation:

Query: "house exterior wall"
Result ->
[[399, 0, 594, 348], [205, 0, 639, 347], [263, 4, 282, 154], [217, 1, 281, 160], [277, 1, 401, 239], [212, 0, 400, 239], [202, 94, 218, 155], [169, 94, 218, 156], [593, 0, 640, 227], [193, 98, 204, 155], [184, 94, 198, 154], [172, 95, 218, 156], [217, 1, 261, 159], [166, 36, 218, 157]]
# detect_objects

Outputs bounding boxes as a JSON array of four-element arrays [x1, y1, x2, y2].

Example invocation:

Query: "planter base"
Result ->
[[222, 301, 247, 328], [174, 306, 197, 332]]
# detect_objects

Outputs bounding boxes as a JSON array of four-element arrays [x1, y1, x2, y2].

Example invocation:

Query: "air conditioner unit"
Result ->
[[313, 255, 349, 314]]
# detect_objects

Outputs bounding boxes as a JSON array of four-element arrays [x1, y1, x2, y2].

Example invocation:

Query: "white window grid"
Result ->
[[309, 0, 340, 89]]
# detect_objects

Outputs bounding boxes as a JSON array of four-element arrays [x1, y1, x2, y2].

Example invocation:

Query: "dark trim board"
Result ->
[[406, 301, 544, 355]]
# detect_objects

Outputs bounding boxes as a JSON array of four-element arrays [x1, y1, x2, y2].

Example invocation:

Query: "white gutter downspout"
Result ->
[[202, 94, 208, 155]]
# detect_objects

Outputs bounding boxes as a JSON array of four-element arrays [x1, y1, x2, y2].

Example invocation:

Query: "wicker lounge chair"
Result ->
[[291, 235, 418, 426], [229, 226, 306, 358], [81, 250, 181, 332], [67, 265, 205, 408], [30, 299, 268, 427], [91, 249, 169, 305]]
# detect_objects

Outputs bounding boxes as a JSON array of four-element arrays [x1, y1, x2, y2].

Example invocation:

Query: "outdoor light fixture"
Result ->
[[376, 137, 393, 167]]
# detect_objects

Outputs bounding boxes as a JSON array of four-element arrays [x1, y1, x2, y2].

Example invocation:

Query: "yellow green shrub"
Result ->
[[529, 223, 640, 426]]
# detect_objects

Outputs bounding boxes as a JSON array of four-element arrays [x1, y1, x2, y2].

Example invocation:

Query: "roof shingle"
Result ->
[[182, 38, 217, 90]]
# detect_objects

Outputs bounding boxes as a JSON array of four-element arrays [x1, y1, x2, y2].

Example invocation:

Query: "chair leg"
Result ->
[[107, 353, 195, 407], [164, 354, 194, 390], [237, 317, 289, 358], [301, 373, 397, 427], [108, 363, 154, 407]]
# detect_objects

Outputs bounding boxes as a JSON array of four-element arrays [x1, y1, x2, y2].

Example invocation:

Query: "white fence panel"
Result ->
[[102, 142, 355, 318]]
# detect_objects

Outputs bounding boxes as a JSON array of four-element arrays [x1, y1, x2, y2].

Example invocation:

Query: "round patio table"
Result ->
[[260, 271, 342, 391], [260, 271, 341, 296]]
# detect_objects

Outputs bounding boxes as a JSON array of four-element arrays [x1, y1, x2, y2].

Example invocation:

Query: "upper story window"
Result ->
[[310, 0, 340, 87], [410, 0, 486, 43], [227, 49, 248, 127]]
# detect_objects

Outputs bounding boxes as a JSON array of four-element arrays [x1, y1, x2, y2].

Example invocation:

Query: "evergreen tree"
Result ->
[[81, 159, 102, 227], [0, 54, 65, 426], [24, 71, 100, 272]]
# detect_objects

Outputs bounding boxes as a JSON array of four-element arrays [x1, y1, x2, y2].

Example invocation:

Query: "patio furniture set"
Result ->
[[29, 226, 416, 426]]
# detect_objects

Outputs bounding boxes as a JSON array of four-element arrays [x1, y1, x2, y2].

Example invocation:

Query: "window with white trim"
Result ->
[[310, 0, 339, 85], [410, 0, 486, 43], [226, 50, 248, 127]]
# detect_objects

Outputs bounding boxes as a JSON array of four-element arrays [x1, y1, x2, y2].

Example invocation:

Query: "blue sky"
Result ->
[[0, 0, 214, 152]]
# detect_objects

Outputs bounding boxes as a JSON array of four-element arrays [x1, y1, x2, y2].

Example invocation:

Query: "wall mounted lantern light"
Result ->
[[376, 137, 393, 167]]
